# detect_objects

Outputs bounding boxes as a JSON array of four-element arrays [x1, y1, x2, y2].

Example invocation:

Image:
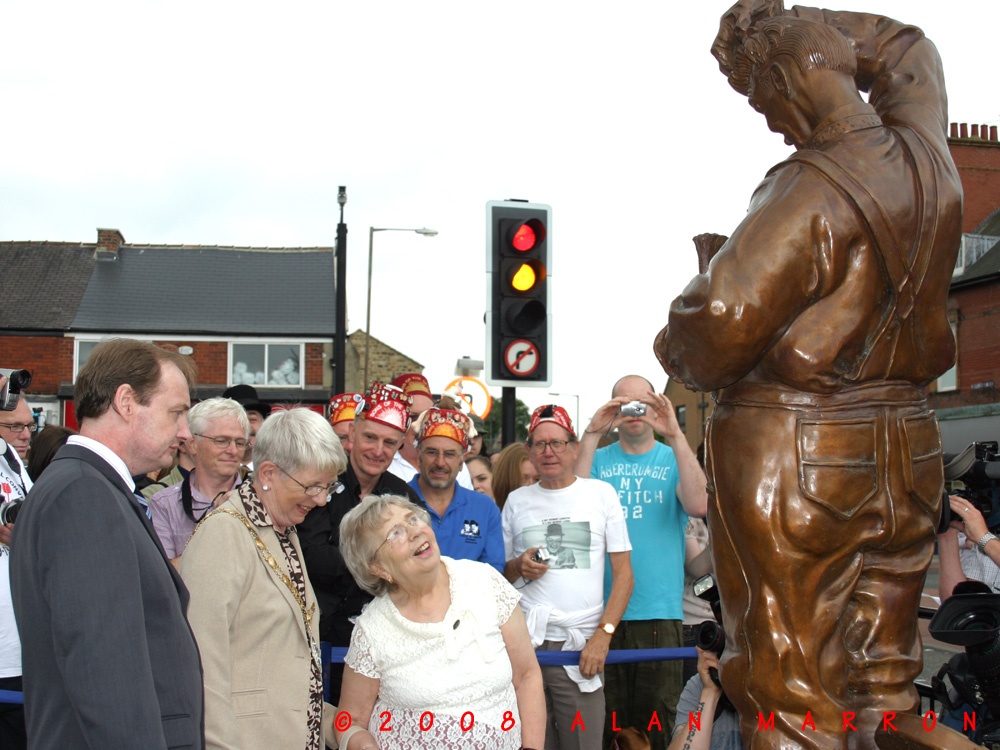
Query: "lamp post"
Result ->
[[364, 226, 438, 387], [549, 392, 580, 432], [333, 187, 349, 396]]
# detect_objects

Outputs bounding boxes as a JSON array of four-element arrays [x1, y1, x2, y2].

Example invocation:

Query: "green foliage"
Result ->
[[482, 396, 531, 450]]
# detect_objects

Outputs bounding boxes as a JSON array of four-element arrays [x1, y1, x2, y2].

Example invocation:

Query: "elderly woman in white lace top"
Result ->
[[336, 494, 545, 750]]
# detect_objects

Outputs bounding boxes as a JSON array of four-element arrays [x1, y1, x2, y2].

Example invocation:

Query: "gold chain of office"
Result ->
[[191, 508, 318, 635]]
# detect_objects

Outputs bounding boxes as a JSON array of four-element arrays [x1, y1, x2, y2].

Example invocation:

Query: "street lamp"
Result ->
[[364, 226, 438, 387], [549, 392, 580, 432]]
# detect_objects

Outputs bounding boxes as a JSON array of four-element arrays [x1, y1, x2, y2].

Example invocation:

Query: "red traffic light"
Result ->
[[508, 218, 546, 253]]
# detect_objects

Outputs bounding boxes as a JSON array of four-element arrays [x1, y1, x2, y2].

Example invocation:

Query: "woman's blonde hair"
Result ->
[[491, 441, 531, 510]]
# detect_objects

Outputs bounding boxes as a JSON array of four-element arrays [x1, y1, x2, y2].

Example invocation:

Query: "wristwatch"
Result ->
[[600, 622, 616, 635], [977, 532, 998, 552]]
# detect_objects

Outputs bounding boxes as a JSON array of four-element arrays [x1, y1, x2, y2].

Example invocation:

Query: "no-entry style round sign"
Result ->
[[503, 339, 540, 377]]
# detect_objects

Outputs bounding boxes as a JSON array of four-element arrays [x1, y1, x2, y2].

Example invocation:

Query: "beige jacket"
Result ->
[[180, 494, 337, 749]]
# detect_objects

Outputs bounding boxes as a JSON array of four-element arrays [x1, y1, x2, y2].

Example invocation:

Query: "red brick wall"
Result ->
[[950, 139, 1000, 232], [0, 335, 74, 395], [152, 340, 229, 384], [929, 282, 1000, 411], [305, 343, 324, 385]]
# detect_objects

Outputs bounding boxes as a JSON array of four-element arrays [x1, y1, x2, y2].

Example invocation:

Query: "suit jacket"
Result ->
[[10, 444, 205, 749], [180, 494, 335, 750]]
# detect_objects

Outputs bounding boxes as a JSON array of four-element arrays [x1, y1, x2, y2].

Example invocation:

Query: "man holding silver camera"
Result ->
[[575, 374, 708, 749]]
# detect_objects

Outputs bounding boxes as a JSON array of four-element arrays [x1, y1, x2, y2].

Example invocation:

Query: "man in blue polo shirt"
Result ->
[[408, 408, 503, 572]]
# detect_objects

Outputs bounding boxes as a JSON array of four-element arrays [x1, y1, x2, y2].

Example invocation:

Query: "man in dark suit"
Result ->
[[11, 338, 205, 749]]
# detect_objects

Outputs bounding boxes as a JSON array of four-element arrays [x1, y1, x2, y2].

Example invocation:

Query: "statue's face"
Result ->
[[748, 64, 812, 149]]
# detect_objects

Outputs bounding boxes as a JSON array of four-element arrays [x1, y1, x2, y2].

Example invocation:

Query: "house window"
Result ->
[[76, 340, 99, 375], [676, 405, 687, 433], [937, 319, 958, 392], [75, 337, 153, 378], [230, 343, 304, 387]]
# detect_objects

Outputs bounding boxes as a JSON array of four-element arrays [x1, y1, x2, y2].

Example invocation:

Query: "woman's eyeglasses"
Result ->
[[277, 466, 344, 497]]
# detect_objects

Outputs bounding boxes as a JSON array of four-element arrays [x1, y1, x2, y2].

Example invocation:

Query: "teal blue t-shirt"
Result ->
[[592, 441, 686, 620]]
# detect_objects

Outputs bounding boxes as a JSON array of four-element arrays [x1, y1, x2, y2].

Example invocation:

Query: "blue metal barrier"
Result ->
[[3, 646, 698, 707], [319, 644, 695, 701]]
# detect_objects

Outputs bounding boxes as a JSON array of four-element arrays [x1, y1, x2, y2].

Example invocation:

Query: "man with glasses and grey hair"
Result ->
[[149, 396, 250, 565], [501, 403, 633, 750]]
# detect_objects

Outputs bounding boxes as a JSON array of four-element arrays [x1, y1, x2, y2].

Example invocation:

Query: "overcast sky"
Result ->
[[2, 1, 996, 428]]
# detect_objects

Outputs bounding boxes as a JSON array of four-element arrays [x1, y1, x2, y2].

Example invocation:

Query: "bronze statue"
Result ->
[[655, 2, 964, 748]]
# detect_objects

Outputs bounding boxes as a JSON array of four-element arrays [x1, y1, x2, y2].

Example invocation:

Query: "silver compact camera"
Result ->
[[532, 547, 551, 563], [620, 400, 647, 418]]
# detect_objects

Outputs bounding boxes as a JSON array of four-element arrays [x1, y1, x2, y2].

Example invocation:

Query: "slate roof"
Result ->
[[0, 242, 96, 330], [72, 245, 336, 336], [974, 207, 1000, 237], [0, 237, 335, 338]]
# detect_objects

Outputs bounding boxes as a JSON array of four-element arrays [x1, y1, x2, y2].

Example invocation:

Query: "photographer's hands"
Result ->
[[696, 647, 723, 696], [949, 495, 991, 543]]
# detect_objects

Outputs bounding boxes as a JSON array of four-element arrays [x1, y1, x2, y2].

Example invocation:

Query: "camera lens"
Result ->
[[7, 370, 31, 389], [696, 620, 726, 656], [956, 610, 1000, 632]]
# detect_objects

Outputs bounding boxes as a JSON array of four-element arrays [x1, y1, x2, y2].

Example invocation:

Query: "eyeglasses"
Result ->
[[419, 447, 463, 462], [277, 465, 344, 498], [0, 422, 37, 434], [528, 439, 574, 455], [194, 433, 249, 450], [373, 511, 430, 558]]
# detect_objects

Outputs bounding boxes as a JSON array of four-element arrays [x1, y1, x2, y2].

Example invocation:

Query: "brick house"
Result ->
[[0, 228, 421, 427], [929, 124, 1000, 451]]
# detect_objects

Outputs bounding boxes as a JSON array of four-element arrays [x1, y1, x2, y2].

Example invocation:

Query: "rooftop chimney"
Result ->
[[95, 228, 125, 263]]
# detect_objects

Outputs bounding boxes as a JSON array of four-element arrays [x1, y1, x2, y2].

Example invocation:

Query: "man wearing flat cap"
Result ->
[[407, 408, 503, 572], [298, 381, 420, 703]]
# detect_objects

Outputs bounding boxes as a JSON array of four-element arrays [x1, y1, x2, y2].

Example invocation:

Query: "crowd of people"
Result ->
[[2, 336, 991, 750], [0, 339, 720, 750]]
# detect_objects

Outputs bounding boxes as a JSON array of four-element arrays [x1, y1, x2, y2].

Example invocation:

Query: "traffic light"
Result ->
[[485, 200, 552, 387]]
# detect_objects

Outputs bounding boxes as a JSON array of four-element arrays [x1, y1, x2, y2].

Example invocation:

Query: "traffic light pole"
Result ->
[[502, 386, 516, 447]]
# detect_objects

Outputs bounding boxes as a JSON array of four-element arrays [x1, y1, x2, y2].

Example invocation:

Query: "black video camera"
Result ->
[[0, 368, 31, 411], [930, 588, 1000, 746]]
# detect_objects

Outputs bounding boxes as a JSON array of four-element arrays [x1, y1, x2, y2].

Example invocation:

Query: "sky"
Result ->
[[2, 1, 996, 429]]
